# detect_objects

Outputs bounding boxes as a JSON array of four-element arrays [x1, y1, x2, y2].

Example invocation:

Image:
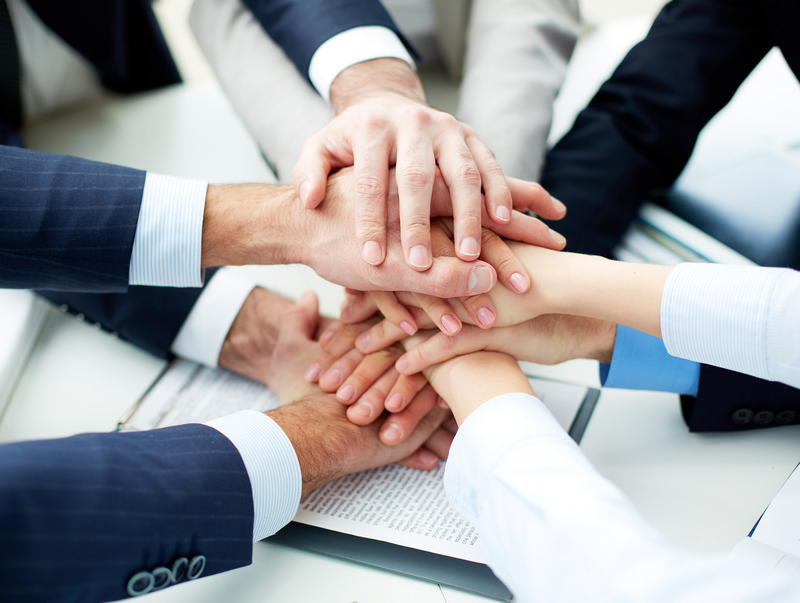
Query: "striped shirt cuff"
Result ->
[[309, 26, 416, 102], [129, 173, 208, 288], [661, 263, 783, 382], [205, 410, 302, 542]]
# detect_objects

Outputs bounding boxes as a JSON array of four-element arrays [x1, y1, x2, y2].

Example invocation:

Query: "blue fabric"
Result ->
[[539, 0, 800, 430], [0, 146, 145, 292], [599, 325, 699, 396], [0, 424, 254, 603], [242, 0, 413, 81]]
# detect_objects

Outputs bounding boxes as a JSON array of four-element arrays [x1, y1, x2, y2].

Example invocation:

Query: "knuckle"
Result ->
[[455, 162, 482, 187], [354, 174, 386, 202], [402, 214, 431, 237], [399, 164, 434, 192], [360, 110, 388, 131], [435, 112, 459, 131], [431, 263, 461, 298], [402, 105, 432, 128]]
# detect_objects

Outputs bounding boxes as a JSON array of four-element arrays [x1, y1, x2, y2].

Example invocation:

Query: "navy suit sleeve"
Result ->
[[241, 0, 412, 81], [36, 268, 219, 361], [0, 145, 144, 292], [540, 0, 772, 257], [0, 424, 254, 603]]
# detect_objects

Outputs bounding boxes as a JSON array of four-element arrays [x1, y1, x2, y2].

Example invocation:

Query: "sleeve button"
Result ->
[[171, 557, 189, 583], [188, 555, 206, 580], [127, 571, 154, 597], [731, 408, 753, 425]]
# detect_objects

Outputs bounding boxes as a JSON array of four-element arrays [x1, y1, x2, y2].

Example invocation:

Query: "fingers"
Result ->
[[306, 320, 373, 383], [412, 293, 462, 335], [369, 291, 418, 336], [355, 318, 408, 355], [380, 384, 439, 446], [378, 256, 496, 299], [483, 209, 567, 250], [395, 111, 436, 271], [340, 290, 380, 323], [458, 294, 497, 329], [506, 177, 567, 220], [292, 131, 342, 209], [417, 424, 455, 461], [346, 365, 402, 426], [396, 326, 493, 375], [478, 227, 530, 294], [384, 372, 428, 413], [397, 447, 441, 470], [435, 128, 483, 262], [318, 347, 364, 392], [336, 345, 403, 408], [353, 116, 392, 266], [464, 127, 512, 226]]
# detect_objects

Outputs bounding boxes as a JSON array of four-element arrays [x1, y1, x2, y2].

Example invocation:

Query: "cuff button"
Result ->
[[188, 555, 206, 580]]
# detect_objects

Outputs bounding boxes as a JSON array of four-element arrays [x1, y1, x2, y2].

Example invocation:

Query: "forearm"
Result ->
[[201, 184, 305, 268], [329, 58, 425, 113]]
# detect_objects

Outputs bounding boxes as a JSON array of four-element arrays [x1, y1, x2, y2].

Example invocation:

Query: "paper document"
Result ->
[[121, 361, 593, 565], [728, 464, 800, 578]]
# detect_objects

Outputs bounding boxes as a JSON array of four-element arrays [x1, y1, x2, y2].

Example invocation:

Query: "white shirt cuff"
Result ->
[[444, 392, 578, 524], [661, 263, 783, 382], [205, 410, 302, 542], [129, 173, 208, 288], [170, 268, 256, 367], [309, 26, 416, 102]]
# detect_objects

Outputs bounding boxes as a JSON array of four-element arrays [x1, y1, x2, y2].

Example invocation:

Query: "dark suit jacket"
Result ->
[[539, 0, 800, 431], [0, 1, 405, 600]]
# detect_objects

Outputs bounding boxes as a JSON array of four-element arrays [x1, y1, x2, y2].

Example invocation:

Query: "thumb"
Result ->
[[292, 136, 342, 209], [280, 291, 320, 342]]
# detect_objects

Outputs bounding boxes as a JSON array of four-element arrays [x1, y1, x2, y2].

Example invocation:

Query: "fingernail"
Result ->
[[304, 363, 321, 382], [510, 272, 529, 293], [551, 196, 567, 214], [386, 392, 404, 411], [382, 423, 402, 442], [441, 314, 460, 334], [399, 321, 416, 336], [468, 266, 494, 294], [476, 307, 495, 326], [418, 449, 438, 465], [300, 181, 311, 206], [396, 356, 408, 372], [495, 205, 511, 222], [409, 245, 431, 268], [341, 302, 352, 321], [550, 228, 566, 246], [459, 237, 479, 257], [319, 330, 334, 347], [338, 384, 356, 403], [356, 333, 370, 351], [362, 241, 383, 265], [350, 401, 371, 419], [325, 369, 343, 388]]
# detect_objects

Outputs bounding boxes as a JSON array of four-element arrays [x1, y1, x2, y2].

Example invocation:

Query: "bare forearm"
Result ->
[[201, 184, 304, 268], [329, 58, 426, 113]]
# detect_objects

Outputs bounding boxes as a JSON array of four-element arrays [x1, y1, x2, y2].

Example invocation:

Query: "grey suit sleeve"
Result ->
[[457, 0, 581, 181]]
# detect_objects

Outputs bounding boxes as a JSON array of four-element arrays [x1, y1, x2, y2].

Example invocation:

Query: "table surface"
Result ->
[[4, 81, 800, 603]]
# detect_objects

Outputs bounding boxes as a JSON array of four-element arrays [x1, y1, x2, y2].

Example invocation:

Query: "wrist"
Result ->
[[218, 288, 293, 385], [329, 58, 426, 113], [580, 319, 617, 365], [201, 184, 305, 268]]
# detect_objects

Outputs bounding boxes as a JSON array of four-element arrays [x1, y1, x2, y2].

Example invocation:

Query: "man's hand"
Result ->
[[264, 292, 456, 496], [292, 58, 567, 270]]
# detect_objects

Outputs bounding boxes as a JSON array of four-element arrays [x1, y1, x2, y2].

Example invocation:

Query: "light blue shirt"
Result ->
[[600, 325, 700, 396]]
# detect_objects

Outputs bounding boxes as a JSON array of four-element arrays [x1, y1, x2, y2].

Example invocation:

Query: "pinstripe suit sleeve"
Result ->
[[0, 424, 255, 603], [0, 145, 145, 292]]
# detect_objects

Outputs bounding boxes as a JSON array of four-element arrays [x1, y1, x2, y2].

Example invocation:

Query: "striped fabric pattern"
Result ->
[[206, 410, 302, 542], [661, 263, 790, 385], [766, 270, 800, 389], [129, 172, 207, 288]]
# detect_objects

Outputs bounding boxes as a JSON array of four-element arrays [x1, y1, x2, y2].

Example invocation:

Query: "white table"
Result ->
[[4, 80, 800, 603]]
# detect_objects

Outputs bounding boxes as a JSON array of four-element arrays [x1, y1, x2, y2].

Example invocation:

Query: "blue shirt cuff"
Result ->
[[600, 325, 700, 396], [129, 173, 208, 288]]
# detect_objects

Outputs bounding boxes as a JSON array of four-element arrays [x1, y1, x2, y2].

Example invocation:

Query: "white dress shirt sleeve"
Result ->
[[662, 263, 800, 389], [205, 410, 302, 542], [170, 269, 256, 367], [308, 26, 416, 102], [444, 393, 799, 602], [129, 173, 208, 288]]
